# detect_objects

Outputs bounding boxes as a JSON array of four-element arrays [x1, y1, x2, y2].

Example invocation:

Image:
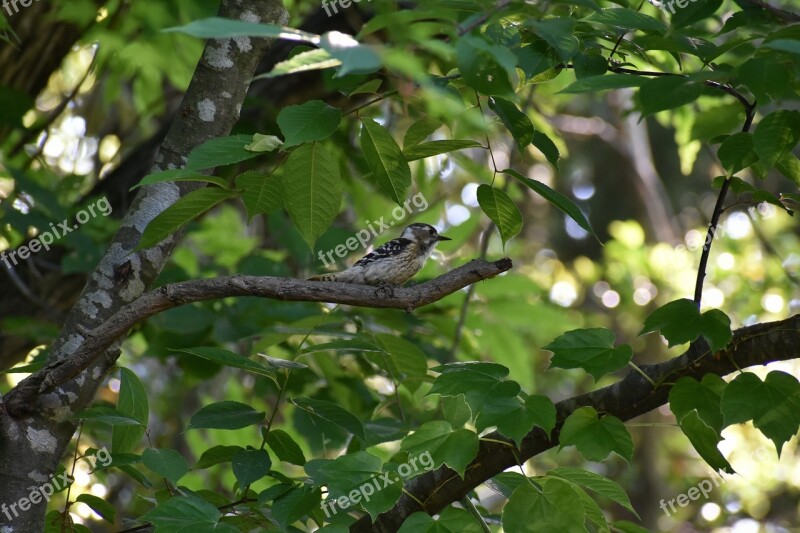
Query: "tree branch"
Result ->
[[2, 258, 512, 417], [352, 314, 800, 532]]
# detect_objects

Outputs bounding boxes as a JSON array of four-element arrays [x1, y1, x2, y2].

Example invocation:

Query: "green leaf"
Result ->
[[456, 35, 517, 96], [259, 353, 309, 370], [721, 371, 800, 455], [319, 31, 381, 76], [738, 57, 790, 103], [545, 328, 633, 381], [403, 139, 482, 161], [502, 479, 586, 532], [560, 407, 633, 462], [669, 375, 727, 433], [669, 0, 723, 29], [679, 410, 734, 473], [195, 445, 243, 469], [112, 368, 148, 454], [235, 170, 283, 220], [776, 153, 800, 186], [255, 48, 341, 80], [244, 133, 283, 152], [639, 299, 732, 352], [137, 187, 237, 250], [130, 169, 228, 191], [515, 42, 559, 80], [140, 495, 223, 532], [271, 486, 321, 531], [717, 132, 758, 176], [282, 142, 342, 249], [476, 184, 523, 246], [301, 340, 382, 354], [187, 401, 265, 430], [277, 100, 342, 148], [585, 8, 667, 33], [505, 169, 597, 240], [232, 448, 272, 486], [374, 334, 429, 392], [186, 134, 263, 171], [142, 448, 189, 484], [549, 466, 638, 517], [560, 74, 647, 94], [429, 362, 521, 412], [348, 79, 383, 96], [529, 17, 580, 61], [489, 97, 534, 152], [753, 110, 800, 170], [266, 429, 307, 465], [398, 507, 484, 533], [173, 347, 277, 383], [403, 116, 442, 149], [75, 494, 116, 523], [400, 420, 479, 477], [73, 406, 143, 426], [475, 395, 557, 446], [360, 118, 412, 204], [638, 77, 702, 116], [291, 397, 366, 439], [531, 131, 561, 172], [162, 17, 319, 43]]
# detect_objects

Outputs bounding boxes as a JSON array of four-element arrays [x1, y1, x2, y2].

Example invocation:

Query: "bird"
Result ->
[[308, 223, 451, 286]]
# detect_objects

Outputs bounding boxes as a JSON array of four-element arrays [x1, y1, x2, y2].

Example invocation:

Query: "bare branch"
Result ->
[[2, 258, 512, 417], [352, 314, 800, 532]]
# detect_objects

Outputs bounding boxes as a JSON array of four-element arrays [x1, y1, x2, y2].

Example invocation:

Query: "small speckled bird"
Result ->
[[309, 223, 451, 286]]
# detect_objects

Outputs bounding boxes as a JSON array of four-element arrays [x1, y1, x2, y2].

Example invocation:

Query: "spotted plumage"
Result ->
[[309, 223, 451, 286]]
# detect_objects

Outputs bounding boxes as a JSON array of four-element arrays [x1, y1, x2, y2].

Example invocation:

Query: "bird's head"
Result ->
[[400, 223, 451, 251]]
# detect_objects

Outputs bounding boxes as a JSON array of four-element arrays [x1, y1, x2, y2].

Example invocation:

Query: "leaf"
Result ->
[[266, 429, 307, 465], [348, 79, 382, 95], [301, 340, 382, 354], [531, 131, 561, 171], [186, 134, 263, 171], [319, 31, 381, 76], [187, 401, 265, 430], [173, 347, 277, 383], [244, 133, 283, 152], [374, 334, 429, 392], [669, 375, 727, 433], [76, 494, 116, 523], [73, 407, 143, 426], [398, 507, 484, 533], [679, 410, 734, 473], [235, 170, 283, 220], [140, 495, 223, 532], [776, 153, 800, 186], [559, 407, 633, 462], [475, 395, 557, 446], [489, 97, 534, 152], [130, 169, 228, 191], [476, 184, 523, 246], [738, 57, 790, 103], [277, 100, 342, 147], [403, 139, 482, 161], [282, 142, 342, 249], [639, 298, 732, 352], [515, 42, 559, 80], [403, 116, 442, 149], [502, 479, 586, 533], [717, 132, 758, 176], [137, 188, 237, 250], [271, 486, 321, 530], [162, 16, 319, 43], [291, 397, 366, 439], [429, 362, 521, 412], [258, 353, 309, 370], [721, 371, 800, 455], [360, 118, 411, 204], [400, 420, 479, 477], [456, 35, 517, 96], [529, 17, 580, 62], [112, 368, 148, 454], [142, 448, 189, 484], [560, 74, 648, 94], [549, 466, 638, 517], [232, 448, 272, 486], [195, 445, 243, 469], [545, 328, 632, 381], [585, 8, 667, 33], [505, 169, 597, 240], [255, 48, 341, 80], [638, 77, 702, 117], [753, 110, 800, 170]]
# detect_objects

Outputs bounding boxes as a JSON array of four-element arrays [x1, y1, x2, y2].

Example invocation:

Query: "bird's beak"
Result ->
[[437, 234, 452, 241]]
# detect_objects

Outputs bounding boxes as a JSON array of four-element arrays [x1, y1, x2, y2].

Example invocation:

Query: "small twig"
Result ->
[[460, 496, 492, 533], [456, 0, 512, 36]]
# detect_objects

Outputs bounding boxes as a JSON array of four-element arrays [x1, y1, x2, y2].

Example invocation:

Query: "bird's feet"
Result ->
[[374, 282, 396, 298]]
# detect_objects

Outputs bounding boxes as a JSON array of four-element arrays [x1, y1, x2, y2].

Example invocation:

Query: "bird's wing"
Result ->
[[353, 238, 413, 267]]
